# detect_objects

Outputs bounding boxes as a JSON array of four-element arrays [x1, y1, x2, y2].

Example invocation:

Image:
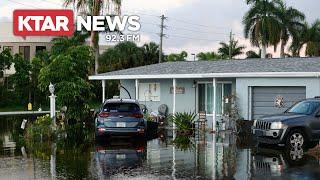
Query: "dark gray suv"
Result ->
[[252, 98, 320, 149]]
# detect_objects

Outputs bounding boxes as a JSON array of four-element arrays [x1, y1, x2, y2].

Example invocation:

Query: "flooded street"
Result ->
[[1, 117, 320, 180]]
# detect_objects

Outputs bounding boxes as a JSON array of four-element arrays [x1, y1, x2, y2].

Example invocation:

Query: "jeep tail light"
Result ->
[[98, 112, 109, 118]]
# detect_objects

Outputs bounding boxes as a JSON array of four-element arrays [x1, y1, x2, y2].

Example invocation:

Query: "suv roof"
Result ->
[[104, 98, 139, 104]]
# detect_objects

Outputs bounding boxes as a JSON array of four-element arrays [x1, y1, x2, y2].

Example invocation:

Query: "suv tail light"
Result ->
[[98, 112, 109, 118], [132, 113, 143, 118]]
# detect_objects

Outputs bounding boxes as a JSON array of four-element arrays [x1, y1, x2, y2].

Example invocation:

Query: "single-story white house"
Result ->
[[89, 57, 320, 130]]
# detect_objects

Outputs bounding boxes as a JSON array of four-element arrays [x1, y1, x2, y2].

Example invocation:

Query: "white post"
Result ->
[[49, 83, 56, 128], [173, 78, 176, 129], [50, 143, 56, 179], [102, 80, 105, 103], [212, 133, 216, 180], [212, 78, 216, 132], [135, 79, 139, 100]]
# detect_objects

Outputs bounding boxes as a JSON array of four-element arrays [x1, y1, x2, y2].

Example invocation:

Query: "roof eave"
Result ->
[[88, 72, 320, 80]]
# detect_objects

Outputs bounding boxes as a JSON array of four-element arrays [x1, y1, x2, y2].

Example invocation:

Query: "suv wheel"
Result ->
[[286, 129, 306, 149]]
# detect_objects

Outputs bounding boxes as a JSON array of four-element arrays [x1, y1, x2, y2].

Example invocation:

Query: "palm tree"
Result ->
[[246, 50, 260, 58], [243, 0, 282, 58], [196, 52, 222, 60], [304, 20, 320, 57], [290, 20, 320, 57], [64, 0, 122, 75], [142, 42, 160, 65], [166, 51, 188, 61], [218, 40, 245, 59], [276, 1, 305, 58]]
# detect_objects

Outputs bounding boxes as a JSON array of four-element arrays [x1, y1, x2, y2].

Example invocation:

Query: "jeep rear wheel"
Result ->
[[286, 129, 306, 149]]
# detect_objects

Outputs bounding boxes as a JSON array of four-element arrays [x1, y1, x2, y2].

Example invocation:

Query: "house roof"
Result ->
[[89, 57, 320, 80]]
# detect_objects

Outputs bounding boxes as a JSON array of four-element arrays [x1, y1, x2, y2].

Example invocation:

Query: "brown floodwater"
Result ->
[[1, 116, 320, 180]]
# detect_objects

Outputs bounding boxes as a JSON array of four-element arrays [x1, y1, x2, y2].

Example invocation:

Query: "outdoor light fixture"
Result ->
[[192, 80, 197, 88]]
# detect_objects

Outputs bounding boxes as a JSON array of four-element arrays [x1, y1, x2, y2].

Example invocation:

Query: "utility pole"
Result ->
[[229, 30, 233, 60], [159, 15, 167, 63]]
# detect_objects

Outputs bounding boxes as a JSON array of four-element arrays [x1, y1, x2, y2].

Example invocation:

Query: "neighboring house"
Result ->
[[91, 57, 320, 130], [0, 22, 54, 77]]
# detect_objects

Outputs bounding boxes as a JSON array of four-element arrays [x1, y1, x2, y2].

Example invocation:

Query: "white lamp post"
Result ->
[[49, 83, 56, 128]]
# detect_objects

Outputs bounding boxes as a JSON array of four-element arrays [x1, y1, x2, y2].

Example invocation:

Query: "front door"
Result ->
[[216, 83, 232, 116]]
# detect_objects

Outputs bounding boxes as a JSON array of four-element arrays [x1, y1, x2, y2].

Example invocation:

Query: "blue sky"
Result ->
[[0, 0, 319, 59]]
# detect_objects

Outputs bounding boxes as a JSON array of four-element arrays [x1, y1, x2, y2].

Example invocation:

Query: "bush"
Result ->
[[173, 135, 195, 151], [169, 112, 197, 130], [26, 115, 54, 141]]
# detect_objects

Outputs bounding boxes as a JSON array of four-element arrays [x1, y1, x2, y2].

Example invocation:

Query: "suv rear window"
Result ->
[[103, 103, 140, 113]]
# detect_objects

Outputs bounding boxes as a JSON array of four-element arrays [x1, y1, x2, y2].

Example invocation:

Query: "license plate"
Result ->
[[116, 122, 126, 127], [116, 154, 126, 160]]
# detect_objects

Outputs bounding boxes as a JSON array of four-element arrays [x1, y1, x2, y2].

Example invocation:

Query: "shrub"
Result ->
[[26, 115, 54, 141], [173, 135, 195, 151], [169, 112, 197, 130]]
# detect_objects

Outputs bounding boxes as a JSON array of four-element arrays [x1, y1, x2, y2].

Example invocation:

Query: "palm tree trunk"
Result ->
[[90, 30, 99, 74], [261, 45, 267, 59], [91, 0, 99, 75], [280, 40, 285, 58]]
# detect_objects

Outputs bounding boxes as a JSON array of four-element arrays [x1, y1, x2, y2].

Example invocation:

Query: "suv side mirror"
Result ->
[[316, 112, 320, 117]]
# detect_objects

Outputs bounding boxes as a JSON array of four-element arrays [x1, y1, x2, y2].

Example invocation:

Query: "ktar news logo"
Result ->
[[13, 9, 141, 39]]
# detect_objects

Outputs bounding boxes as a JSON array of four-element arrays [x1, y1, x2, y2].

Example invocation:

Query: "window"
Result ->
[[138, 83, 160, 102], [216, 83, 232, 115], [103, 103, 140, 113], [286, 101, 320, 115], [19, 46, 30, 61], [3, 46, 13, 54], [36, 46, 46, 53]]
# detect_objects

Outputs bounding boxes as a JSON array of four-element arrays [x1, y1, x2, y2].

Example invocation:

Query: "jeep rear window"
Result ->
[[103, 103, 140, 113], [287, 101, 320, 115]]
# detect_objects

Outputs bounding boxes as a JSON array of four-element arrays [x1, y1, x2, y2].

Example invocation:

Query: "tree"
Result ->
[[64, 0, 122, 75], [290, 20, 320, 57], [277, 1, 305, 58], [166, 51, 188, 61], [38, 36, 94, 120], [99, 41, 144, 73], [0, 48, 13, 79], [142, 42, 160, 65], [246, 50, 261, 58], [243, 0, 282, 58], [11, 54, 31, 105], [197, 51, 222, 60], [218, 40, 245, 59]]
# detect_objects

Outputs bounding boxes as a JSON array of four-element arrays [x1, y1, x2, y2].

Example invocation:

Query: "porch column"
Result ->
[[212, 78, 216, 132], [135, 79, 139, 100], [173, 78, 176, 129], [102, 80, 105, 103]]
